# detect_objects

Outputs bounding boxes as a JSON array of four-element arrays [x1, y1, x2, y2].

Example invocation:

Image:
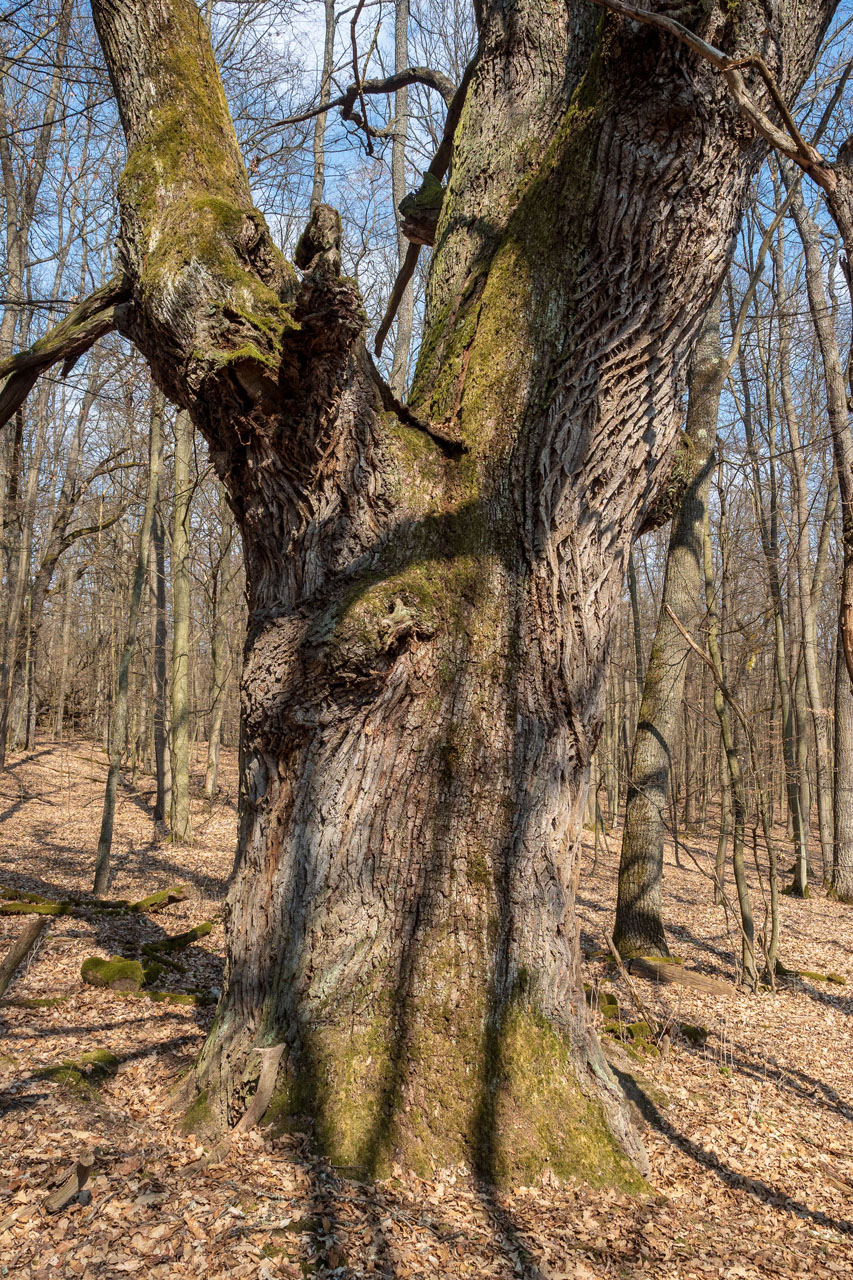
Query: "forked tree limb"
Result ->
[[0, 277, 130, 432], [269, 67, 457, 138]]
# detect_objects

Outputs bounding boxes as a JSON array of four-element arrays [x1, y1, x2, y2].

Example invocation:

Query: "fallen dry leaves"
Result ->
[[0, 741, 851, 1278]]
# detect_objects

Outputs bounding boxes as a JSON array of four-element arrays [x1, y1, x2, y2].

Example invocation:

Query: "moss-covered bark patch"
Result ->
[[261, 997, 644, 1193]]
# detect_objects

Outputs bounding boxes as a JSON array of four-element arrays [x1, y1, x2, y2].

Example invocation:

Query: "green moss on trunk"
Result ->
[[260, 997, 643, 1191]]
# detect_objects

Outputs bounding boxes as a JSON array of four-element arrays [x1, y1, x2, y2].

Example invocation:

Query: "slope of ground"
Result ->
[[0, 741, 850, 1279]]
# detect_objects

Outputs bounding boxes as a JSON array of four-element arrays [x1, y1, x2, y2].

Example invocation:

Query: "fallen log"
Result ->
[[626, 956, 733, 995], [0, 884, 189, 917], [147, 921, 212, 953], [0, 915, 50, 999]]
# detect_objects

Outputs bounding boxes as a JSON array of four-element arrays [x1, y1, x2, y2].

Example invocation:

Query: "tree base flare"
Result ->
[[193, 1003, 648, 1191]]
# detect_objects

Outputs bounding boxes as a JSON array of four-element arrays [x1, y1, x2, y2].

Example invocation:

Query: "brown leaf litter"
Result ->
[[0, 741, 851, 1278]]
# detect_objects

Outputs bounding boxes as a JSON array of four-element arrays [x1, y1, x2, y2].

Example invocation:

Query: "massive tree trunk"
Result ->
[[613, 297, 721, 958], [81, 0, 834, 1183]]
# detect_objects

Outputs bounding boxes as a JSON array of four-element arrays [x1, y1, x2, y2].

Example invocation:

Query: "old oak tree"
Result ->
[[0, 0, 839, 1184]]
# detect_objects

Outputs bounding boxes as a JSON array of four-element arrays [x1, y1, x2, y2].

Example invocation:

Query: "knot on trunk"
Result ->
[[399, 174, 445, 247], [294, 204, 343, 276]]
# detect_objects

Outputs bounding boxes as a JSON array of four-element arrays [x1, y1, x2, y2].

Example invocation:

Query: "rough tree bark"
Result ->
[[613, 297, 721, 958], [17, 0, 832, 1183]]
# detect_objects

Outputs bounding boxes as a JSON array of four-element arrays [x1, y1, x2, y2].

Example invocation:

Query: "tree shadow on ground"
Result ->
[[0, 1033, 201, 1121], [719, 1037, 853, 1125], [779, 973, 853, 1018], [610, 1064, 853, 1236]]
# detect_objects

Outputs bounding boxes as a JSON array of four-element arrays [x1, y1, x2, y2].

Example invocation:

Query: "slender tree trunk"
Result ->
[[714, 737, 730, 904], [774, 223, 833, 879], [832, 626, 853, 900], [614, 298, 721, 957], [310, 0, 335, 212], [54, 559, 75, 739], [80, 0, 833, 1181], [93, 394, 162, 893], [151, 472, 171, 825], [25, 615, 36, 750], [204, 483, 233, 799], [786, 180, 853, 898], [626, 548, 644, 693], [793, 650, 812, 891], [703, 511, 757, 987], [741, 342, 809, 890], [170, 408, 192, 842]]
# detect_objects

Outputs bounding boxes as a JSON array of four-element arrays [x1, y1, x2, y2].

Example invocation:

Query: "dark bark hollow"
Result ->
[[88, 0, 836, 1186]]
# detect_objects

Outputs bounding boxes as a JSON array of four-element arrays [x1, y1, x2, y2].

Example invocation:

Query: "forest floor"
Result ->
[[0, 741, 851, 1279]]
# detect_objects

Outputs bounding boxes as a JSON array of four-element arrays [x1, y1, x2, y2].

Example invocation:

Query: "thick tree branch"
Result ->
[[272, 67, 458, 132], [374, 56, 477, 357], [0, 278, 129, 431], [588, 0, 835, 187]]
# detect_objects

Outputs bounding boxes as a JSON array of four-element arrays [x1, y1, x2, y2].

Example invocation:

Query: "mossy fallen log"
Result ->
[[141, 944, 186, 974], [0, 995, 67, 1008], [81, 956, 145, 991], [35, 1049, 119, 1093], [0, 885, 189, 917], [146, 921, 213, 953], [142, 959, 168, 985], [0, 901, 70, 916], [776, 959, 847, 985]]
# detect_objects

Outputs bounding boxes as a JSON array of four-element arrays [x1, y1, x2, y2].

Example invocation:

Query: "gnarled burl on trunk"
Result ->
[[58, 0, 841, 1182]]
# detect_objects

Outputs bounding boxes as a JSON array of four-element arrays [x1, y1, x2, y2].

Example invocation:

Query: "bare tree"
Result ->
[[1, 0, 835, 1182]]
